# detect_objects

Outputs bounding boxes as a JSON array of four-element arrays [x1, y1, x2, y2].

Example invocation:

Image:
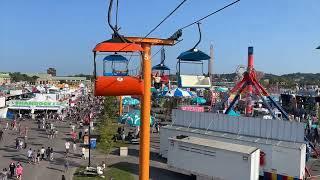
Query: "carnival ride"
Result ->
[[223, 47, 289, 120]]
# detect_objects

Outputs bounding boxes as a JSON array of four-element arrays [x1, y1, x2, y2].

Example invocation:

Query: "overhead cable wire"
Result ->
[[117, 0, 188, 52], [180, 0, 240, 30], [151, 46, 164, 59], [115, 0, 119, 30], [144, 0, 188, 38]]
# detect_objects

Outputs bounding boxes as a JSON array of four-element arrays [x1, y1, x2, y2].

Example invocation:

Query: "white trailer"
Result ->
[[161, 125, 306, 179], [168, 136, 260, 180]]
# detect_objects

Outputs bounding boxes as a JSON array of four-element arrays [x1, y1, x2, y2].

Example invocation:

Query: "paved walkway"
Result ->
[[0, 118, 192, 180], [0, 119, 87, 180]]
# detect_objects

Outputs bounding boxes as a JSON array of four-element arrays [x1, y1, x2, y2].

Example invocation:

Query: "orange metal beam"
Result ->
[[140, 43, 152, 180], [125, 37, 175, 46]]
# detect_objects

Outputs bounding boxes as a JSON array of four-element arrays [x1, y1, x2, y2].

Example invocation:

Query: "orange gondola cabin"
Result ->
[[93, 39, 144, 96]]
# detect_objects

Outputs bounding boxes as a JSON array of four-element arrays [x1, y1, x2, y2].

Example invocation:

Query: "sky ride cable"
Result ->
[[179, 0, 241, 30], [115, 0, 188, 52]]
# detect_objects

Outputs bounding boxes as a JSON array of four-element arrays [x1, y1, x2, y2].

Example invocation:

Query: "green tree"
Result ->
[[97, 96, 120, 154], [9, 72, 39, 83], [98, 114, 117, 154], [103, 96, 119, 121]]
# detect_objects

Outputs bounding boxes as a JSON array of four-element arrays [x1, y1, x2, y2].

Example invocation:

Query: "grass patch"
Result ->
[[73, 166, 134, 180], [113, 141, 129, 148]]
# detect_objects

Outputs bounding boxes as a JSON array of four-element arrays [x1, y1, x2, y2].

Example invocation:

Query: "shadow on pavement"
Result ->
[[111, 162, 194, 180], [46, 166, 63, 172], [122, 148, 166, 163]]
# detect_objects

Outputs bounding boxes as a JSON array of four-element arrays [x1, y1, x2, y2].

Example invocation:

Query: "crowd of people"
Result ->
[[0, 93, 105, 180]]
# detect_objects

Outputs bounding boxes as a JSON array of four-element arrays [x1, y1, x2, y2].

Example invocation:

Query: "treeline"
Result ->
[[10, 72, 38, 83], [216, 73, 320, 88], [263, 73, 320, 87]]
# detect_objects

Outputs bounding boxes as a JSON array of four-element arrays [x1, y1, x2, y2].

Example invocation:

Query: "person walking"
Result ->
[[72, 142, 76, 152], [46, 147, 51, 160], [78, 131, 82, 141], [37, 119, 41, 129], [15, 164, 23, 180], [1, 168, 8, 180], [19, 140, 23, 150], [9, 162, 15, 178], [81, 147, 86, 159], [5, 122, 8, 131], [71, 124, 75, 132], [27, 148, 33, 164], [12, 120, 17, 131], [32, 150, 37, 164], [64, 160, 69, 172], [15, 138, 19, 150], [71, 131, 77, 143], [61, 174, 66, 180], [23, 138, 27, 149], [65, 141, 70, 154], [40, 147, 45, 160], [50, 147, 54, 161], [36, 150, 41, 164]]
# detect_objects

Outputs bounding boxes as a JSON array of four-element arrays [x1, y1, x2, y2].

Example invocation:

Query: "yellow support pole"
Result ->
[[119, 96, 123, 116], [140, 43, 151, 180]]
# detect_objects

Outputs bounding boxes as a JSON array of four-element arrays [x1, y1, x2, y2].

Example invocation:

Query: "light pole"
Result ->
[[88, 113, 91, 167]]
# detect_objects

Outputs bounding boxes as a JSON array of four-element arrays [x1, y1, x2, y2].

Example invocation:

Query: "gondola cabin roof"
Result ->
[[103, 54, 128, 62], [93, 41, 144, 52], [152, 63, 170, 70], [177, 49, 210, 61]]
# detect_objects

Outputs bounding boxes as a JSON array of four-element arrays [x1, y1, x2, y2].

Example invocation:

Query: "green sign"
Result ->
[[11, 101, 66, 107]]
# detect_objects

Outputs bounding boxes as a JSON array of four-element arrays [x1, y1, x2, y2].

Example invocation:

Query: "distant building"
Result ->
[[0, 73, 11, 84], [24, 72, 89, 86], [52, 76, 88, 85], [24, 73, 56, 85], [47, 68, 56, 76]]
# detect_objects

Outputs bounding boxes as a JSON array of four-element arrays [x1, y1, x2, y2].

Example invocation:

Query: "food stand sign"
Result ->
[[10, 101, 67, 107]]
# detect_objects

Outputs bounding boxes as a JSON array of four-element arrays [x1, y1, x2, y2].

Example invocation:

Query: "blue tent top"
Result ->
[[103, 54, 128, 62], [216, 87, 228, 93], [177, 49, 210, 61], [152, 63, 170, 70], [192, 97, 206, 104], [227, 109, 240, 116]]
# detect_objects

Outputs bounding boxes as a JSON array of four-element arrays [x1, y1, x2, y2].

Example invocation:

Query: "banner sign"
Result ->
[[10, 100, 66, 107], [179, 106, 204, 112]]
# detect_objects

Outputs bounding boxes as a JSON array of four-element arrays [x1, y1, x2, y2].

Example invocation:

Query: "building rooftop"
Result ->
[[164, 125, 305, 149], [169, 136, 258, 155], [24, 73, 52, 79], [52, 76, 87, 81]]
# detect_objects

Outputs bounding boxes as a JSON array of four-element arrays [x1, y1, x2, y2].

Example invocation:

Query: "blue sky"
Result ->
[[0, 0, 319, 75]]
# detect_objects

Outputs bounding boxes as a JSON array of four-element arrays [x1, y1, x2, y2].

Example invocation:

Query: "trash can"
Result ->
[[90, 138, 97, 149]]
